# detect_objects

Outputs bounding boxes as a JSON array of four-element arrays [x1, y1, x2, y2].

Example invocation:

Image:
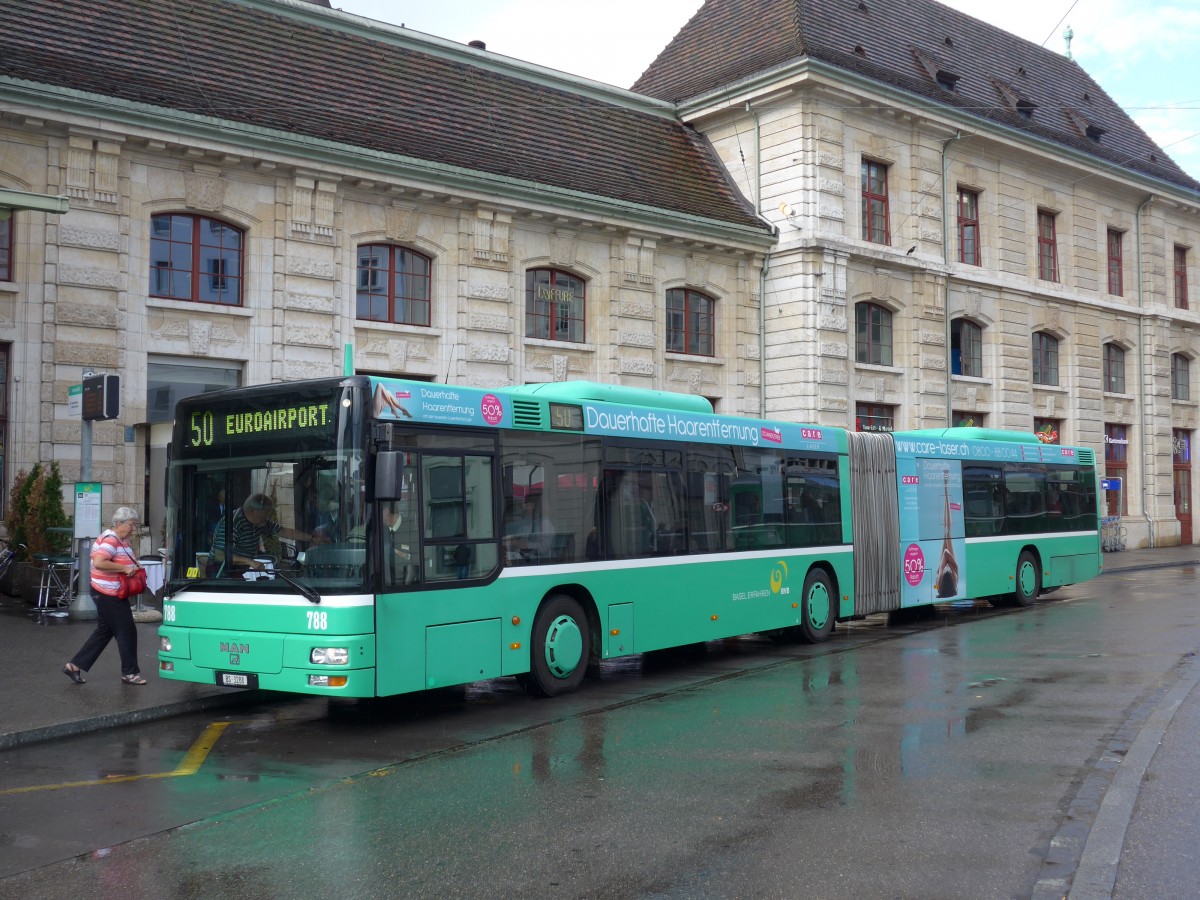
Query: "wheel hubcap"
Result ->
[[544, 614, 583, 679], [1018, 562, 1036, 595], [807, 582, 831, 630]]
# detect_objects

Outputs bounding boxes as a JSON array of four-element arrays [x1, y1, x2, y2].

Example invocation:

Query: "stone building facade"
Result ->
[[2, 0, 1199, 549], [636, 0, 1200, 548]]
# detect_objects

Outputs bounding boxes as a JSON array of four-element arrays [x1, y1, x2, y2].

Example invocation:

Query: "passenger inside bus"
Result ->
[[504, 494, 557, 564]]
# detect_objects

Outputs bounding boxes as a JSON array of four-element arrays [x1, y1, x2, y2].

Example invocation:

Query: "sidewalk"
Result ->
[[0, 591, 266, 750], [1, 544, 1196, 751]]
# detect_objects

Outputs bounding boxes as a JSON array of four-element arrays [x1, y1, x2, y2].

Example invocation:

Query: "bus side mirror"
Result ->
[[375, 451, 404, 501]]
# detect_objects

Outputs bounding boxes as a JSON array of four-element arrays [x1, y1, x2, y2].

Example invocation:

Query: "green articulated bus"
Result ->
[[158, 376, 1101, 699]]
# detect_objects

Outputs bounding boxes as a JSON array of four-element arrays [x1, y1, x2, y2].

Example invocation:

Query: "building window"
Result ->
[[356, 244, 432, 326], [1037, 209, 1058, 282], [1103, 343, 1126, 394], [856, 403, 895, 432], [1176, 246, 1190, 310], [1107, 228, 1123, 296], [953, 410, 985, 428], [951, 318, 982, 377], [1034, 417, 1061, 445], [1032, 332, 1059, 386], [1173, 353, 1191, 401], [150, 213, 244, 305], [526, 268, 585, 342], [1104, 424, 1129, 515], [665, 288, 715, 356], [0, 216, 11, 282], [957, 188, 980, 265], [861, 160, 889, 244], [147, 356, 242, 425], [855, 302, 893, 366]]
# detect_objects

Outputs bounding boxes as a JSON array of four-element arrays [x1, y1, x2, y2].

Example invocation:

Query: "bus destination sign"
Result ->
[[185, 400, 334, 451]]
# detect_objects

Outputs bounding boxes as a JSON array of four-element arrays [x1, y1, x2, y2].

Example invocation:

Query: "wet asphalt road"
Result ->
[[1, 565, 1198, 899]]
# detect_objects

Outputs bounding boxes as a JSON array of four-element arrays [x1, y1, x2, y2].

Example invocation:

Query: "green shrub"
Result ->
[[4, 462, 71, 559]]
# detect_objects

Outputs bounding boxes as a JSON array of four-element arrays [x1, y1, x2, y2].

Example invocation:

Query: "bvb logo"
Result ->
[[769, 560, 789, 594]]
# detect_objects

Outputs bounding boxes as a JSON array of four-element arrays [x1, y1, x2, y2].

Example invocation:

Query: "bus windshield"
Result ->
[[167, 378, 370, 593]]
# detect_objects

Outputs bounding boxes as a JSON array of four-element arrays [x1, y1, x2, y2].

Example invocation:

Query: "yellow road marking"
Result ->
[[0, 721, 237, 796]]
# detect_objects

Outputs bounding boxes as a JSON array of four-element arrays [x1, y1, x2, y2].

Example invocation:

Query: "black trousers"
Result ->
[[70, 591, 140, 677]]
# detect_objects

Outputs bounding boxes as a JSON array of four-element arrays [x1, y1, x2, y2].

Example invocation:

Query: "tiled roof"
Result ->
[[1, 0, 768, 234], [633, 0, 1200, 194]]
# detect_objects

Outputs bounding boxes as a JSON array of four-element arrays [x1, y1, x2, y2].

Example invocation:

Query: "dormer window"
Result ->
[[1016, 99, 1036, 120], [936, 69, 960, 92], [1086, 124, 1106, 143]]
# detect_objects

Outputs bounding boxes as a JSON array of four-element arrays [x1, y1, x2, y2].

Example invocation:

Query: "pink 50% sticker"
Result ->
[[903, 543, 925, 586], [480, 394, 504, 425]]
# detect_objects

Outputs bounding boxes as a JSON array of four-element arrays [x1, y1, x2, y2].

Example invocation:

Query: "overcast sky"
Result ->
[[331, 0, 1200, 181]]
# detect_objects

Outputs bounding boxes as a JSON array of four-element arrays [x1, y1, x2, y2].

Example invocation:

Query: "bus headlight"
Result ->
[[310, 647, 349, 665], [160, 636, 172, 652]]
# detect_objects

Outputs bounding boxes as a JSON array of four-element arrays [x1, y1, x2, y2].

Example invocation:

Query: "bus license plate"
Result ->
[[217, 672, 257, 688]]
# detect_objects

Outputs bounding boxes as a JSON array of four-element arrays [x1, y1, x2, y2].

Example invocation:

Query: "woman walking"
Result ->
[[62, 507, 147, 685]]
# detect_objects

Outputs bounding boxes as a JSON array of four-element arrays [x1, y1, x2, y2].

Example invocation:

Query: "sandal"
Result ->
[[63, 664, 86, 684], [120, 673, 148, 685]]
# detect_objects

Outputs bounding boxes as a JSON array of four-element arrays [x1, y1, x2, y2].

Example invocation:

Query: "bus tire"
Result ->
[[1012, 550, 1041, 607], [527, 594, 590, 698], [799, 568, 836, 643]]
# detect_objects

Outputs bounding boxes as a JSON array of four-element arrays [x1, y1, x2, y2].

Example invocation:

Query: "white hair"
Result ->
[[112, 506, 140, 525]]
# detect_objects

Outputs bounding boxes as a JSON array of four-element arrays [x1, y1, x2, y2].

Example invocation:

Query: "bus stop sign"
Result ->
[[82, 374, 120, 421]]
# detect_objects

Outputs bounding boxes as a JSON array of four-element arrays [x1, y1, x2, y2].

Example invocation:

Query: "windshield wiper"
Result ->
[[272, 567, 323, 604]]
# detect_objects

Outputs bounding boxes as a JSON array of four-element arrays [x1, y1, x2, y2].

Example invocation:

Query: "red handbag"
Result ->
[[118, 567, 148, 599]]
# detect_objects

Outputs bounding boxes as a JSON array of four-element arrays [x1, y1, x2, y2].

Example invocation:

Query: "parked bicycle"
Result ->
[[0, 538, 26, 583]]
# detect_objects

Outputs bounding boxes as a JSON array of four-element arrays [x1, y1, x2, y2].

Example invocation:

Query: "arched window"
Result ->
[[525, 268, 585, 342], [1172, 354, 1191, 401], [855, 302, 893, 366], [951, 318, 982, 377], [666, 288, 715, 356], [150, 213, 244, 305], [1103, 343, 1126, 393], [1032, 332, 1059, 386], [356, 244, 431, 326]]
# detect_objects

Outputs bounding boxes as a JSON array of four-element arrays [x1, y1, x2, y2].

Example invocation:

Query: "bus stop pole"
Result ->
[[70, 370, 97, 619]]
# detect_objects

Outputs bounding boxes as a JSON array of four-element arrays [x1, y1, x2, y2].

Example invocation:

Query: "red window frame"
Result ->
[[1037, 210, 1058, 282], [149, 213, 244, 305], [855, 402, 895, 432], [665, 288, 715, 356], [0, 216, 11, 282], [355, 244, 432, 326], [957, 188, 980, 265], [861, 161, 890, 244], [1107, 228, 1123, 296], [1176, 246, 1190, 310], [525, 268, 586, 343], [1104, 423, 1129, 515]]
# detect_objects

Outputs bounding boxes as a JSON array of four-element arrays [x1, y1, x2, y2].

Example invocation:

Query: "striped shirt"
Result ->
[[90, 529, 137, 597], [212, 508, 281, 559]]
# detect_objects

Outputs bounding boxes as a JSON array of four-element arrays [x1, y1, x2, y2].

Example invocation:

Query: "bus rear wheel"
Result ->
[[799, 569, 836, 643], [526, 595, 590, 697], [1011, 550, 1041, 607]]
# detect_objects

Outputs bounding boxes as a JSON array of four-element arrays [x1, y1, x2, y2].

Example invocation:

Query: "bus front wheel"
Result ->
[[799, 569, 836, 643], [526, 595, 590, 697], [1012, 550, 1041, 607]]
